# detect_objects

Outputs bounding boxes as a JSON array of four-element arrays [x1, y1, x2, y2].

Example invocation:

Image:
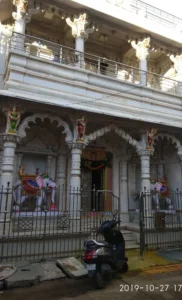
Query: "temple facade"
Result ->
[[0, 0, 182, 226]]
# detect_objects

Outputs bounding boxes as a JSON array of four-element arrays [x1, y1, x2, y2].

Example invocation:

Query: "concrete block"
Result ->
[[57, 257, 88, 278], [39, 262, 66, 282], [5, 264, 41, 289], [0, 265, 17, 280]]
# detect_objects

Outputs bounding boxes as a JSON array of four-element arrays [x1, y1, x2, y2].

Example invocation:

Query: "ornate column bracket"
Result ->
[[131, 37, 151, 60], [25, 7, 40, 24], [0, 24, 14, 37], [170, 54, 182, 73], [131, 37, 151, 85], [66, 13, 94, 40], [2, 133, 21, 144], [12, 0, 28, 21]]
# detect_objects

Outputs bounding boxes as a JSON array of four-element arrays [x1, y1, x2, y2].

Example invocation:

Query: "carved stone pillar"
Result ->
[[170, 54, 182, 95], [46, 155, 52, 176], [12, 1, 39, 50], [66, 13, 94, 67], [0, 147, 3, 187], [131, 37, 150, 85], [0, 134, 20, 221], [0, 24, 13, 88], [57, 149, 67, 210], [15, 152, 23, 183], [138, 149, 151, 193], [69, 142, 85, 217], [12, 0, 27, 49], [137, 149, 154, 228], [119, 155, 129, 222], [112, 155, 120, 209], [131, 162, 137, 193]]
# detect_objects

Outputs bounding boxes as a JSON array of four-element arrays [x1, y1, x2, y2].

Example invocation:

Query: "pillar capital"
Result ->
[[137, 149, 153, 157], [131, 37, 151, 60], [2, 133, 20, 144], [66, 13, 94, 40], [0, 23, 14, 37], [12, 0, 27, 21], [170, 54, 182, 73], [68, 142, 86, 150]]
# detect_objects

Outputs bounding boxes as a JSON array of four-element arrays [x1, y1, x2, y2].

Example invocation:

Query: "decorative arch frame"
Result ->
[[85, 124, 142, 151], [18, 113, 73, 143], [154, 133, 182, 156]]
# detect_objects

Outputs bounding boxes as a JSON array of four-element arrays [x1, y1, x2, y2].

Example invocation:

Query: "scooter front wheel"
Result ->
[[94, 270, 106, 289]]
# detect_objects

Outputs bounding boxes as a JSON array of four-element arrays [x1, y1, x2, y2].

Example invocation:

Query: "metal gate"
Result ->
[[139, 190, 182, 256], [0, 184, 120, 262]]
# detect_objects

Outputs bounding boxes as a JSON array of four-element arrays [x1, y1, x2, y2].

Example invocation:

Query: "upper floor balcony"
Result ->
[[71, 0, 182, 44], [3, 31, 182, 129]]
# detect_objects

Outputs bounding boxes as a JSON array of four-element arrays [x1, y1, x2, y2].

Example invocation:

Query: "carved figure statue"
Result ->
[[76, 116, 86, 141], [66, 13, 88, 38], [13, 166, 57, 212], [6, 105, 21, 134], [146, 128, 158, 150], [131, 37, 150, 60], [12, 0, 27, 20]]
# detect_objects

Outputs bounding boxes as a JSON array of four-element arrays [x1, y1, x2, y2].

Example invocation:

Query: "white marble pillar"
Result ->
[[0, 134, 20, 222], [138, 150, 151, 193], [119, 156, 129, 222], [57, 150, 67, 210], [0, 24, 13, 88], [12, 0, 27, 50], [15, 152, 23, 183], [66, 13, 94, 67], [131, 37, 150, 86], [69, 143, 84, 217], [0, 148, 3, 187], [170, 54, 182, 95], [12, 1, 40, 51], [112, 155, 120, 210], [131, 162, 137, 192], [46, 155, 52, 176]]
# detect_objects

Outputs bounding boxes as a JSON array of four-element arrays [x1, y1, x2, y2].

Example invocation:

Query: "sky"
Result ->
[[143, 0, 182, 18]]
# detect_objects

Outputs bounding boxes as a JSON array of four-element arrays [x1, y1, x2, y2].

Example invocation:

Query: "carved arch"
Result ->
[[85, 124, 141, 151], [154, 133, 182, 155], [18, 113, 73, 143]]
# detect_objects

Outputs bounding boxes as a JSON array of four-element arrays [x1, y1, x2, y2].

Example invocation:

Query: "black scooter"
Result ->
[[82, 212, 128, 289]]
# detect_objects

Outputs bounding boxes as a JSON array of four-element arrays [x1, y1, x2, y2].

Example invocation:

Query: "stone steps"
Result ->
[[121, 229, 139, 250]]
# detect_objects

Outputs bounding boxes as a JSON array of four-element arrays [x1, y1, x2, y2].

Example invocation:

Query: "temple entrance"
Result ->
[[91, 169, 104, 210], [81, 148, 112, 211]]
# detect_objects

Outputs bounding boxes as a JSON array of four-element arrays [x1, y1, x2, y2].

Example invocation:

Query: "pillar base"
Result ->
[[120, 212, 130, 223]]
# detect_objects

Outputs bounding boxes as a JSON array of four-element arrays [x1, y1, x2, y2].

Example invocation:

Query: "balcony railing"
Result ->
[[106, 0, 182, 31], [10, 32, 182, 96]]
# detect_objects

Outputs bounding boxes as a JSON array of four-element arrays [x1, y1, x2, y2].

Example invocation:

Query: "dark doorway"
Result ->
[[91, 169, 104, 211]]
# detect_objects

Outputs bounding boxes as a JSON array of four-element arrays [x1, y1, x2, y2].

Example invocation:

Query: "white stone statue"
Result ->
[[131, 37, 151, 60]]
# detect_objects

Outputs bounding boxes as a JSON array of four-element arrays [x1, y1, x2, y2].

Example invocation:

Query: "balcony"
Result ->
[[71, 0, 182, 43], [4, 32, 182, 128], [107, 0, 182, 31]]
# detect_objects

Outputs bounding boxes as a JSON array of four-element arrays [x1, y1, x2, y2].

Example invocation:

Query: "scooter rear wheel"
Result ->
[[95, 271, 106, 289], [122, 262, 128, 273]]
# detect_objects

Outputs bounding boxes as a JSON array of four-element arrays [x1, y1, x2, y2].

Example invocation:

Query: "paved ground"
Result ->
[[2, 271, 182, 300]]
